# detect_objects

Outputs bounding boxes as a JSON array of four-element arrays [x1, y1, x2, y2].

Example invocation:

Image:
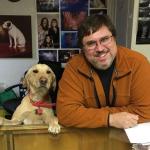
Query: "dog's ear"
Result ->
[[21, 70, 29, 90], [20, 77, 26, 88]]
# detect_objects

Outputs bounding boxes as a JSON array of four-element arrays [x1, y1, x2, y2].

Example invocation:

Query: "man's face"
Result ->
[[82, 26, 117, 70]]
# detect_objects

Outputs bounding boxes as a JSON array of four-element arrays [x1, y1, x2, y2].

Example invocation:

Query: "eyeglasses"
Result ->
[[84, 35, 113, 50]]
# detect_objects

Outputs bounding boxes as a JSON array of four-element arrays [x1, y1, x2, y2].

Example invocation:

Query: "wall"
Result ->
[[0, 0, 37, 88], [131, 0, 150, 60], [113, 0, 134, 48]]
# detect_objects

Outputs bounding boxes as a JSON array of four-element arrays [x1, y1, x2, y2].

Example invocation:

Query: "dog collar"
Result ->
[[32, 101, 56, 115], [28, 94, 56, 108], [29, 95, 56, 115], [31, 101, 56, 108], [31, 101, 56, 115]]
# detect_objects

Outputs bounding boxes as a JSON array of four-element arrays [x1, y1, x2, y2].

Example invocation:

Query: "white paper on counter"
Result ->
[[125, 122, 150, 144]]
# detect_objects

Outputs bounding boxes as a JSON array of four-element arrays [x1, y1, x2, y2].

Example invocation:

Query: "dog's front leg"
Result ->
[[9, 36, 12, 48], [13, 36, 17, 49], [47, 116, 61, 134]]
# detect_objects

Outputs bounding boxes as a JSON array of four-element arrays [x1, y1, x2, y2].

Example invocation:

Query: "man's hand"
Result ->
[[109, 112, 139, 129]]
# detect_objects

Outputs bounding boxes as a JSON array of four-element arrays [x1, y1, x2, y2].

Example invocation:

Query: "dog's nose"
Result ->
[[39, 77, 47, 85]]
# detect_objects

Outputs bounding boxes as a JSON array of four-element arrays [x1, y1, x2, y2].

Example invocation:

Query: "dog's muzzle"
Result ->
[[39, 77, 48, 86]]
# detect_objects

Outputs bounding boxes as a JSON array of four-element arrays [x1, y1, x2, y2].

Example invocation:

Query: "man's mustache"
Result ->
[[94, 49, 110, 57]]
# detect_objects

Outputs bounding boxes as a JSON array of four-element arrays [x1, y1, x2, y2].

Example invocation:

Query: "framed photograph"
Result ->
[[36, 0, 59, 12], [37, 14, 60, 49], [39, 50, 57, 62], [0, 15, 32, 58], [58, 49, 79, 63], [61, 0, 88, 11], [61, 0, 88, 31], [61, 10, 87, 31], [136, 0, 150, 44], [61, 31, 78, 48]]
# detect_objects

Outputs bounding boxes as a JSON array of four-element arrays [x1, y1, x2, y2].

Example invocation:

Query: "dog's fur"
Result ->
[[2, 20, 26, 52], [0, 64, 60, 134]]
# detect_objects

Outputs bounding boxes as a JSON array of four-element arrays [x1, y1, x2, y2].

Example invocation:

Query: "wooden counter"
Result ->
[[0, 125, 132, 150]]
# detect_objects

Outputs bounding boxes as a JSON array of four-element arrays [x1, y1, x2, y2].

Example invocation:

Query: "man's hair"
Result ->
[[78, 14, 116, 48]]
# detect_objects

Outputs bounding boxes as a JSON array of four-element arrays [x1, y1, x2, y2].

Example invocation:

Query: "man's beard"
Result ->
[[85, 48, 115, 70]]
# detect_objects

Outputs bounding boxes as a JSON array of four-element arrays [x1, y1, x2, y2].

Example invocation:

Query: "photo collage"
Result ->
[[37, 0, 107, 63], [136, 0, 150, 44]]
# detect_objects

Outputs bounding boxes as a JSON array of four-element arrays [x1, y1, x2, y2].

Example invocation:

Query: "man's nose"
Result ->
[[95, 41, 105, 51]]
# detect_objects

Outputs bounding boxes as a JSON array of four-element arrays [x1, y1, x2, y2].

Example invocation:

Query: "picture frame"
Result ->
[[136, 0, 150, 44], [36, 0, 59, 12], [0, 15, 32, 58]]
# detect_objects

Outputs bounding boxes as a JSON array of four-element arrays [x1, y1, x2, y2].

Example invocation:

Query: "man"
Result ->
[[56, 14, 150, 129]]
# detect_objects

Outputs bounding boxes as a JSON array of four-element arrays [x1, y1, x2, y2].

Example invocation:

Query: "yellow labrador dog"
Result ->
[[0, 64, 60, 134]]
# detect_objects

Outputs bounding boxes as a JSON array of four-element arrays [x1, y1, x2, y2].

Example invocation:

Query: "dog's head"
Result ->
[[2, 21, 13, 30], [24, 64, 56, 94]]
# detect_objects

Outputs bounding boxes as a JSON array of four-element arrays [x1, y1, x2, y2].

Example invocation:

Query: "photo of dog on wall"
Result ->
[[2, 20, 26, 52], [0, 15, 32, 58]]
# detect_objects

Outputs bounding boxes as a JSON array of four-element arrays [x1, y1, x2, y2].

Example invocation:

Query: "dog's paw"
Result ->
[[48, 123, 61, 134]]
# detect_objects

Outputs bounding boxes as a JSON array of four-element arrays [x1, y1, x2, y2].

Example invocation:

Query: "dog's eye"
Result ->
[[33, 69, 38, 73], [47, 70, 51, 74]]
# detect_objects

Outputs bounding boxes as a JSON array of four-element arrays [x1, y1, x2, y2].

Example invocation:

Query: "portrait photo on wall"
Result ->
[[0, 15, 32, 58], [39, 50, 57, 62], [61, 0, 88, 31], [136, 0, 150, 44], [61, 10, 87, 31], [61, 31, 78, 48], [58, 49, 79, 63], [37, 14, 60, 49], [36, 0, 59, 12]]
